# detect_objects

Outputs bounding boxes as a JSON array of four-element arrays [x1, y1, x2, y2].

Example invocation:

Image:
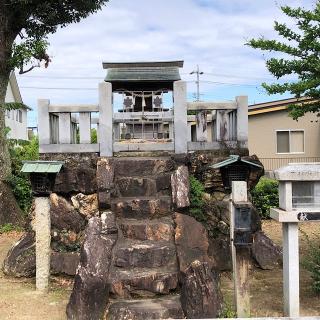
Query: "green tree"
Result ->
[[248, 3, 320, 120], [0, 0, 110, 181]]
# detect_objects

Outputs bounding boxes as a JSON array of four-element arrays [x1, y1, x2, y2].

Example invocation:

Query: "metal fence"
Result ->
[[260, 157, 320, 171]]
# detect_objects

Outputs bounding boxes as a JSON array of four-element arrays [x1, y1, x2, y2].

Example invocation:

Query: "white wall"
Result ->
[[5, 80, 28, 140]]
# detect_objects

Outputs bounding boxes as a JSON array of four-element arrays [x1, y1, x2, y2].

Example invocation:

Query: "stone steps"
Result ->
[[114, 175, 171, 197], [106, 295, 184, 320], [109, 266, 179, 298], [113, 239, 177, 268], [114, 157, 175, 177], [118, 217, 174, 241], [111, 196, 172, 219], [106, 156, 182, 318]]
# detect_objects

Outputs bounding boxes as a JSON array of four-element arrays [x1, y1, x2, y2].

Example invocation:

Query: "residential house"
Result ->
[[5, 72, 29, 140], [248, 97, 320, 171]]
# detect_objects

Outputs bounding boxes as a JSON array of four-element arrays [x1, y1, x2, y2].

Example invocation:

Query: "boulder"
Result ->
[[51, 229, 82, 252], [171, 166, 190, 209], [0, 181, 26, 227], [156, 173, 171, 194], [50, 193, 86, 233], [173, 213, 212, 272], [114, 158, 175, 177], [96, 158, 114, 209], [252, 231, 282, 270], [180, 260, 222, 319], [112, 197, 172, 219], [71, 193, 99, 219], [208, 236, 232, 271], [114, 241, 177, 268], [51, 252, 80, 276], [40, 153, 98, 194], [107, 296, 185, 320], [119, 218, 174, 242], [116, 177, 157, 197], [110, 268, 179, 298], [3, 232, 36, 277], [66, 212, 118, 320], [3, 233, 82, 277]]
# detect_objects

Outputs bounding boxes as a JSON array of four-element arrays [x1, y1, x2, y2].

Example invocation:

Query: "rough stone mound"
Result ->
[[107, 296, 185, 320], [0, 181, 25, 227]]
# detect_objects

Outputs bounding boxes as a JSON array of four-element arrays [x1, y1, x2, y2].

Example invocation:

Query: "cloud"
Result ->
[[16, 0, 315, 126]]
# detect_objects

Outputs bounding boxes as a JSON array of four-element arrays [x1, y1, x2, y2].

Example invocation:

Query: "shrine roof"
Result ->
[[103, 61, 184, 82]]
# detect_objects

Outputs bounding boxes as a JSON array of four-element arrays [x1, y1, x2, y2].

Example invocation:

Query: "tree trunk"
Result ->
[[0, 7, 17, 181]]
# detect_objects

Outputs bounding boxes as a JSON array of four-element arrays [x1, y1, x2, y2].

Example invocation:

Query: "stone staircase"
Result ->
[[106, 157, 184, 319]]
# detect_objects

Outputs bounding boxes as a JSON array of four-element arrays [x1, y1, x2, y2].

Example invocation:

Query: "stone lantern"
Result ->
[[21, 161, 64, 195], [270, 163, 320, 317], [211, 155, 263, 191], [21, 160, 64, 293]]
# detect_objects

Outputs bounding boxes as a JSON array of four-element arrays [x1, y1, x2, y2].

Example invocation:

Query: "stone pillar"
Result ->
[[173, 81, 188, 153], [99, 82, 113, 157], [59, 113, 71, 144], [38, 99, 50, 145], [35, 197, 51, 292], [196, 110, 207, 142], [114, 123, 120, 141], [236, 96, 248, 142], [278, 181, 299, 317], [283, 222, 299, 317], [79, 112, 91, 144]]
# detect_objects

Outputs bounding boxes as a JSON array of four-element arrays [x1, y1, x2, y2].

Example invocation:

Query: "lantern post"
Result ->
[[21, 161, 64, 292], [270, 163, 320, 317], [211, 155, 263, 317]]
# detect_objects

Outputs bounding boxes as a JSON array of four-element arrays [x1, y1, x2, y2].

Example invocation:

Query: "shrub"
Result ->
[[0, 223, 23, 234], [302, 231, 320, 293], [189, 175, 206, 222], [251, 177, 279, 219], [7, 136, 39, 214]]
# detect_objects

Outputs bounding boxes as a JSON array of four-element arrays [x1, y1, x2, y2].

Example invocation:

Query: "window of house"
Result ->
[[6, 110, 10, 118], [16, 110, 22, 123], [276, 130, 304, 153]]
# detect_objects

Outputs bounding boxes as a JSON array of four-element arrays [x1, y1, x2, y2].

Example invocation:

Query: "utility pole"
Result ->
[[190, 65, 204, 101]]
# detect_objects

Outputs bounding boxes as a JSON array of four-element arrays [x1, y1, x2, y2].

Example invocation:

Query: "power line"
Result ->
[[20, 86, 97, 91], [19, 75, 102, 80]]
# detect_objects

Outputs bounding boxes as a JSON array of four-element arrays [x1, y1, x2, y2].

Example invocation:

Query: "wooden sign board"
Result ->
[[297, 212, 320, 221]]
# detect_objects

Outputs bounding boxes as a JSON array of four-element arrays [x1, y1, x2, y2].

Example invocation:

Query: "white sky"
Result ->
[[16, 0, 316, 127]]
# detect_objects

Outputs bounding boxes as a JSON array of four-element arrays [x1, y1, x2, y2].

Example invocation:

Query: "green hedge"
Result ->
[[251, 177, 279, 219], [7, 136, 39, 214]]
